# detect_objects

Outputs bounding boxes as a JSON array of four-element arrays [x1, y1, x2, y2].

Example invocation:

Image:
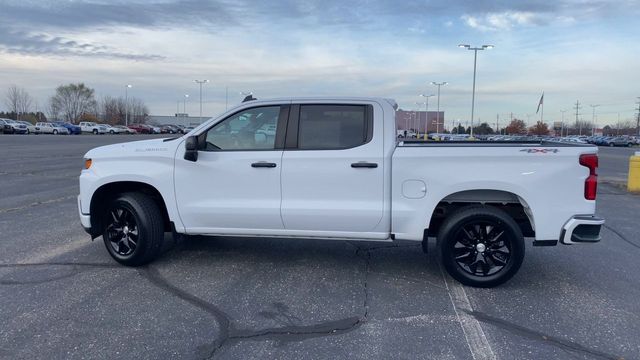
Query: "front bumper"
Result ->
[[560, 216, 605, 245], [78, 196, 92, 234]]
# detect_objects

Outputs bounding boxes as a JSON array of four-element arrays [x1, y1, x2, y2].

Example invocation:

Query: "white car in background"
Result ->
[[36, 122, 69, 135], [103, 124, 124, 134], [79, 122, 107, 134], [114, 125, 137, 134], [17, 121, 40, 134]]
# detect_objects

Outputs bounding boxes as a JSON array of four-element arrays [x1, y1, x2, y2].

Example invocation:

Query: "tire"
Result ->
[[110, 130, 115, 134], [93, 129, 98, 134], [438, 205, 525, 288], [26, 129, 30, 134], [102, 193, 164, 266], [53, 129, 58, 135], [609, 143, 614, 147]]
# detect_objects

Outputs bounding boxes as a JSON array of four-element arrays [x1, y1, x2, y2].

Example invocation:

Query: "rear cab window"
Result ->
[[295, 104, 373, 150]]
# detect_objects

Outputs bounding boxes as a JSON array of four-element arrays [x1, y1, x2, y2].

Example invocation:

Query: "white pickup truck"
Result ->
[[78, 97, 603, 287]]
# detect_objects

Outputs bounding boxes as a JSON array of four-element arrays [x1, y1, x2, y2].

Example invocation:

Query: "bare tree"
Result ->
[[98, 95, 148, 125], [50, 83, 97, 123], [5, 85, 32, 120], [46, 96, 61, 121]]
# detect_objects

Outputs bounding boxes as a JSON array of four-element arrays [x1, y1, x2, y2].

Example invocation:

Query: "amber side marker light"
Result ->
[[84, 159, 92, 169]]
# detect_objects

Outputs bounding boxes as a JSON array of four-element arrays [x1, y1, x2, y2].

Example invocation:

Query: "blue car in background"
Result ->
[[53, 122, 82, 135]]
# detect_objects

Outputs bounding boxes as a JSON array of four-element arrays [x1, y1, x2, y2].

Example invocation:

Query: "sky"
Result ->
[[0, 0, 639, 128]]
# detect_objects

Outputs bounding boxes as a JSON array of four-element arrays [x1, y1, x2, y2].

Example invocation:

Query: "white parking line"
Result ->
[[440, 266, 496, 360]]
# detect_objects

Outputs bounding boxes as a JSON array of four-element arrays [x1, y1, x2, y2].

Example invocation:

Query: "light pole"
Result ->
[[194, 80, 209, 124], [590, 104, 600, 136], [560, 110, 567, 137], [183, 94, 189, 114], [458, 44, 494, 138], [419, 94, 434, 137], [431, 82, 447, 134], [125, 84, 132, 126]]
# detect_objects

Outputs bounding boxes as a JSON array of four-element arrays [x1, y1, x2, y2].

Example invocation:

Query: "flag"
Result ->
[[536, 92, 544, 114]]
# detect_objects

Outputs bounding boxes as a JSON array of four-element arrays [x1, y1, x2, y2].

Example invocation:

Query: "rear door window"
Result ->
[[297, 105, 370, 150]]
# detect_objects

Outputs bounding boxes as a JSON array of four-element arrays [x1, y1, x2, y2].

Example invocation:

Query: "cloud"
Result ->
[[461, 11, 568, 31], [0, 29, 165, 60]]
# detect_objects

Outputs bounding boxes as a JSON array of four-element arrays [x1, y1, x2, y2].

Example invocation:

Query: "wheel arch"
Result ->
[[427, 189, 535, 239], [89, 181, 171, 238]]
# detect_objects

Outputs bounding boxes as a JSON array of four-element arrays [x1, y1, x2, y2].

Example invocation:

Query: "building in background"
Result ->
[[396, 109, 445, 133]]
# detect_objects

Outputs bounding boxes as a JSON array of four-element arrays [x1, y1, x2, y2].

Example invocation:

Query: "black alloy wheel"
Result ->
[[451, 221, 511, 277], [102, 193, 164, 266], [439, 206, 525, 288], [105, 207, 139, 257]]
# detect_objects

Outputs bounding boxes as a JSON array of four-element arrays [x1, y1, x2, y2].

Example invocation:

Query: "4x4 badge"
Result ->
[[520, 148, 559, 153]]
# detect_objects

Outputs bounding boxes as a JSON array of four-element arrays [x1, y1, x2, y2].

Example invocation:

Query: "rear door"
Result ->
[[280, 103, 386, 234]]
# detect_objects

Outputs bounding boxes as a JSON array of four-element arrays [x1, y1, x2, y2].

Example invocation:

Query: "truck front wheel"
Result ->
[[102, 193, 164, 266], [438, 206, 525, 288]]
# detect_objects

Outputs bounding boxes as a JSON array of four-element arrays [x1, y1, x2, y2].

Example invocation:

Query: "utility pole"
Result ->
[[574, 100, 582, 135], [194, 79, 209, 124], [589, 104, 600, 136], [125, 84, 132, 126], [560, 110, 567, 137], [636, 97, 640, 136], [496, 114, 499, 134], [431, 82, 447, 134]]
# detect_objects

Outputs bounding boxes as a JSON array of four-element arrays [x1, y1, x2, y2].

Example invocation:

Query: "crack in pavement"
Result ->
[[138, 265, 363, 359], [139, 242, 419, 358], [603, 224, 640, 250], [465, 309, 623, 360]]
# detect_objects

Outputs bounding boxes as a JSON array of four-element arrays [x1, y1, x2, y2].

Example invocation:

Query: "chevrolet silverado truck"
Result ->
[[78, 97, 604, 287]]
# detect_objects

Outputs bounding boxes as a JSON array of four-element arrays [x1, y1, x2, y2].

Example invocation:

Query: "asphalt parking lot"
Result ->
[[1, 135, 639, 360]]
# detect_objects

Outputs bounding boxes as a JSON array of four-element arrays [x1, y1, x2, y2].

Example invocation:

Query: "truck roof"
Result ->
[[237, 96, 398, 109]]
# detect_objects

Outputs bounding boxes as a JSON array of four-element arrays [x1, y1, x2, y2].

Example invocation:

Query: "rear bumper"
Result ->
[[560, 216, 605, 245]]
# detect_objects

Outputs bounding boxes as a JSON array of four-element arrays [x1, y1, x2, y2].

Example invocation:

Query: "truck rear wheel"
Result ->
[[102, 193, 164, 266], [438, 205, 524, 288]]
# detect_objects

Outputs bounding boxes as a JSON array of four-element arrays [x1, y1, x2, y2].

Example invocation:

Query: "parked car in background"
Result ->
[[113, 125, 136, 134], [101, 124, 124, 134], [127, 123, 153, 134], [16, 121, 40, 134], [150, 125, 161, 134], [602, 137, 631, 147], [160, 124, 182, 134], [79, 122, 107, 134], [0, 119, 28, 134], [36, 122, 69, 135], [0, 119, 13, 133], [52, 122, 82, 135]]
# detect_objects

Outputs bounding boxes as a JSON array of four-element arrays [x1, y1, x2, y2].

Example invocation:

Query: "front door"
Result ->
[[174, 105, 288, 233]]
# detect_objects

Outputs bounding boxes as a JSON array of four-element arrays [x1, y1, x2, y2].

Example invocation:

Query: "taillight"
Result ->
[[579, 154, 598, 200]]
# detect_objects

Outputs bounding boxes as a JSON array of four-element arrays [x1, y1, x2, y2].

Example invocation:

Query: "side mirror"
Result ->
[[184, 136, 198, 162]]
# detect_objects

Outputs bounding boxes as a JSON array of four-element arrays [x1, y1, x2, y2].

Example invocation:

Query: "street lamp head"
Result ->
[[126, 84, 132, 88], [194, 79, 210, 83], [184, 94, 189, 98], [458, 44, 470, 49], [482, 45, 494, 49]]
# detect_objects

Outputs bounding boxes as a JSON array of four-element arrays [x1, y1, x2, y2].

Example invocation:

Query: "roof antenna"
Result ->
[[242, 95, 256, 102]]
